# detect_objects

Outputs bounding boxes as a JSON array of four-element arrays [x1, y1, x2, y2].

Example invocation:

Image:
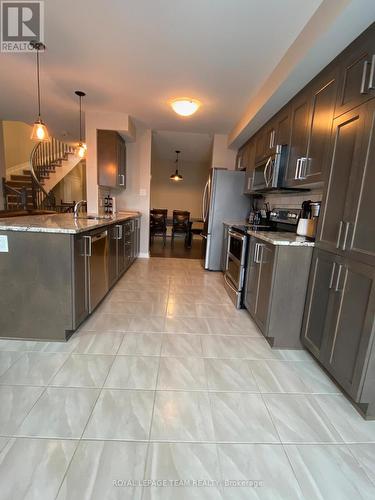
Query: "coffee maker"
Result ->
[[297, 200, 321, 239]]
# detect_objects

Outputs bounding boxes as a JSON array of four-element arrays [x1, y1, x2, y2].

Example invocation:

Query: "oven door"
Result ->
[[225, 230, 247, 290]]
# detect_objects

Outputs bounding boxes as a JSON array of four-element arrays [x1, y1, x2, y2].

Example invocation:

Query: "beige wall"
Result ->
[[151, 157, 208, 219], [211, 134, 236, 169], [0, 121, 5, 209], [2, 121, 34, 170], [52, 162, 86, 204]]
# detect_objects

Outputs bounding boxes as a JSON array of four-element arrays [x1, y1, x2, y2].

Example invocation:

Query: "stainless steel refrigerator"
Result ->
[[201, 168, 250, 270]]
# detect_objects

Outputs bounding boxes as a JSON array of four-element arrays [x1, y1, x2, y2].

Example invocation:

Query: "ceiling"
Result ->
[[0, 0, 323, 141], [152, 130, 212, 163]]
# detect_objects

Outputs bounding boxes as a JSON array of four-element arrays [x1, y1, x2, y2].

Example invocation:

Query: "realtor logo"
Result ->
[[1, 1, 44, 52]]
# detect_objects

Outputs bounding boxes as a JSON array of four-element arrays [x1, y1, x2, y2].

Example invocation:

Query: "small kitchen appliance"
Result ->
[[297, 200, 321, 239]]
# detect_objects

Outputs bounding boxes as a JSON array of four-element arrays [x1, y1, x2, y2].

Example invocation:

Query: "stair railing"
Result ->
[[2, 177, 28, 210], [30, 137, 75, 210]]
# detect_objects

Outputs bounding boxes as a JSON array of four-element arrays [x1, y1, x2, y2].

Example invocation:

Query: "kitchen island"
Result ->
[[0, 212, 141, 341]]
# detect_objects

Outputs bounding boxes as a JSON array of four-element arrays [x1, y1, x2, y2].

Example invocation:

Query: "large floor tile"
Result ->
[[127, 317, 165, 333], [206, 317, 261, 336], [104, 356, 159, 390], [161, 334, 203, 357], [164, 317, 211, 335], [16, 387, 99, 438], [83, 389, 154, 440], [72, 331, 123, 355], [0, 438, 77, 500], [292, 361, 341, 394], [56, 440, 148, 500], [143, 443, 222, 499], [201, 336, 277, 360], [0, 385, 44, 435], [0, 351, 23, 376], [101, 300, 166, 317], [210, 392, 279, 443], [285, 444, 375, 500], [0, 438, 8, 452], [251, 360, 310, 393], [0, 339, 46, 352], [313, 394, 375, 443], [0, 352, 69, 386], [118, 333, 162, 356], [218, 444, 303, 499], [263, 394, 342, 443], [50, 354, 114, 388], [167, 302, 198, 318], [196, 304, 232, 318], [205, 358, 258, 392], [151, 391, 215, 442], [89, 313, 131, 332], [158, 357, 207, 390], [348, 444, 375, 485]]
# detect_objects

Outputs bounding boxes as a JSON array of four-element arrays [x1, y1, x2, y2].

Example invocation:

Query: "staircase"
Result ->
[[3, 137, 79, 211]]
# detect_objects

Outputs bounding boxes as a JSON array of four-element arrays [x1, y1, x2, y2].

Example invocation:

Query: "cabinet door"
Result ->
[[117, 224, 126, 276], [243, 139, 256, 194], [301, 249, 336, 360], [117, 137, 126, 188], [274, 106, 290, 146], [335, 24, 375, 117], [255, 129, 267, 163], [323, 259, 375, 400], [344, 100, 375, 267], [97, 130, 117, 188], [244, 239, 259, 316], [284, 91, 311, 186], [317, 105, 366, 254], [301, 68, 338, 184], [255, 242, 275, 332], [108, 225, 118, 287], [73, 235, 89, 328]]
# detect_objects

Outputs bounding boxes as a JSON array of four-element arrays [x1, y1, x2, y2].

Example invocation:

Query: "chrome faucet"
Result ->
[[73, 200, 87, 219]]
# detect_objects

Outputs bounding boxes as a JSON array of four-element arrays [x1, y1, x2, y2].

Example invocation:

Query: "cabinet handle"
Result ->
[[83, 235, 92, 257], [118, 174, 125, 186], [247, 176, 251, 191], [253, 243, 259, 263], [329, 262, 336, 289], [336, 221, 343, 249], [341, 222, 350, 251], [360, 60, 370, 94], [115, 224, 122, 240], [334, 264, 343, 292], [294, 158, 301, 180], [368, 54, 375, 90]]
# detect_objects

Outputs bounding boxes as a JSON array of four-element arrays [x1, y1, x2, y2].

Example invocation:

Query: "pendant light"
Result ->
[[170, 150, 183, 181], [75, 90, 87, 158], [30, 42, 50, 142]]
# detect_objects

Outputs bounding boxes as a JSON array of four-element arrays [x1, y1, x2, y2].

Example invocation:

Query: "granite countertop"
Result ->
[[223, 220, 249, 227], [0, 211, 141, 234], [247, 230, 315, 247]]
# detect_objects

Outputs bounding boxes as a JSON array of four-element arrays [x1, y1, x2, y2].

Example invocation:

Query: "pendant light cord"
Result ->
[[36, 47, 41, 119], [79, 95, 82, 143]]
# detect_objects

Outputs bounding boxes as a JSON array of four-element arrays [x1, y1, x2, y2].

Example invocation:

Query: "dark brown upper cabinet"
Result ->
[[254, 105, 290, 163], [284, 66, 338, 187], [243, 137, 256, 194], [235, 141, 251, 170], [335, 23, 375, 118], [317, 99, 375, 267], [97, 130, 127, 189]]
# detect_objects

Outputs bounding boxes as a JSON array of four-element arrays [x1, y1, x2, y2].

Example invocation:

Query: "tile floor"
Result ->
[[1, 257, 375, 499]]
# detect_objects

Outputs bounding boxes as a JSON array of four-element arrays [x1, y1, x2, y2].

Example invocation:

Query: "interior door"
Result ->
[[317, 105, 366, 255], [255, 243, 275, 333], [323, 258, 375, 401], [301, 249, 337, 360]]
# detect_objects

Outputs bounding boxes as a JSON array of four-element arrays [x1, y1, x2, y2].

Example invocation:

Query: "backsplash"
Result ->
[[261, 188, 323, 210]]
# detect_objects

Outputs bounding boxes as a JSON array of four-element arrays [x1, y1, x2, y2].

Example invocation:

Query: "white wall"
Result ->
[[211, 134, 236, 169], [115, 126, 152, 258], [2, 121, 34, 170], [151, 158, 207, 219]]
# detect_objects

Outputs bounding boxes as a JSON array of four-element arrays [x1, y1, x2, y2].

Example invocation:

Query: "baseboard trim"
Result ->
[[138, 252, 150, 259]]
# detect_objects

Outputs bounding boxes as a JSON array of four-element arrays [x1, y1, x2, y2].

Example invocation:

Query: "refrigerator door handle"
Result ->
[[202, 180, 209, 222]]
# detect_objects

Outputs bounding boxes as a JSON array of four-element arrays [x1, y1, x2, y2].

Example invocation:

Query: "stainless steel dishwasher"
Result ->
[[84, 229, 109, 313]]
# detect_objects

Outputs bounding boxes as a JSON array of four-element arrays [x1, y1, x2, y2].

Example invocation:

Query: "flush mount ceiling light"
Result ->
[[170, 150, 183, 181], [171, 98, 201, 117], [75, 90, 87, 158], [30, 42, 50, 142]]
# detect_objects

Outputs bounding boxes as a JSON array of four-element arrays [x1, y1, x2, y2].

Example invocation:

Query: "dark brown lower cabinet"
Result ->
[[302, 248, 375, 418], [244, 237, 313, 348]]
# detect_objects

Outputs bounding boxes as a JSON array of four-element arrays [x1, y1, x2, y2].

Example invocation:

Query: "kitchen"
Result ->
[[1, 1, 375, 499]]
